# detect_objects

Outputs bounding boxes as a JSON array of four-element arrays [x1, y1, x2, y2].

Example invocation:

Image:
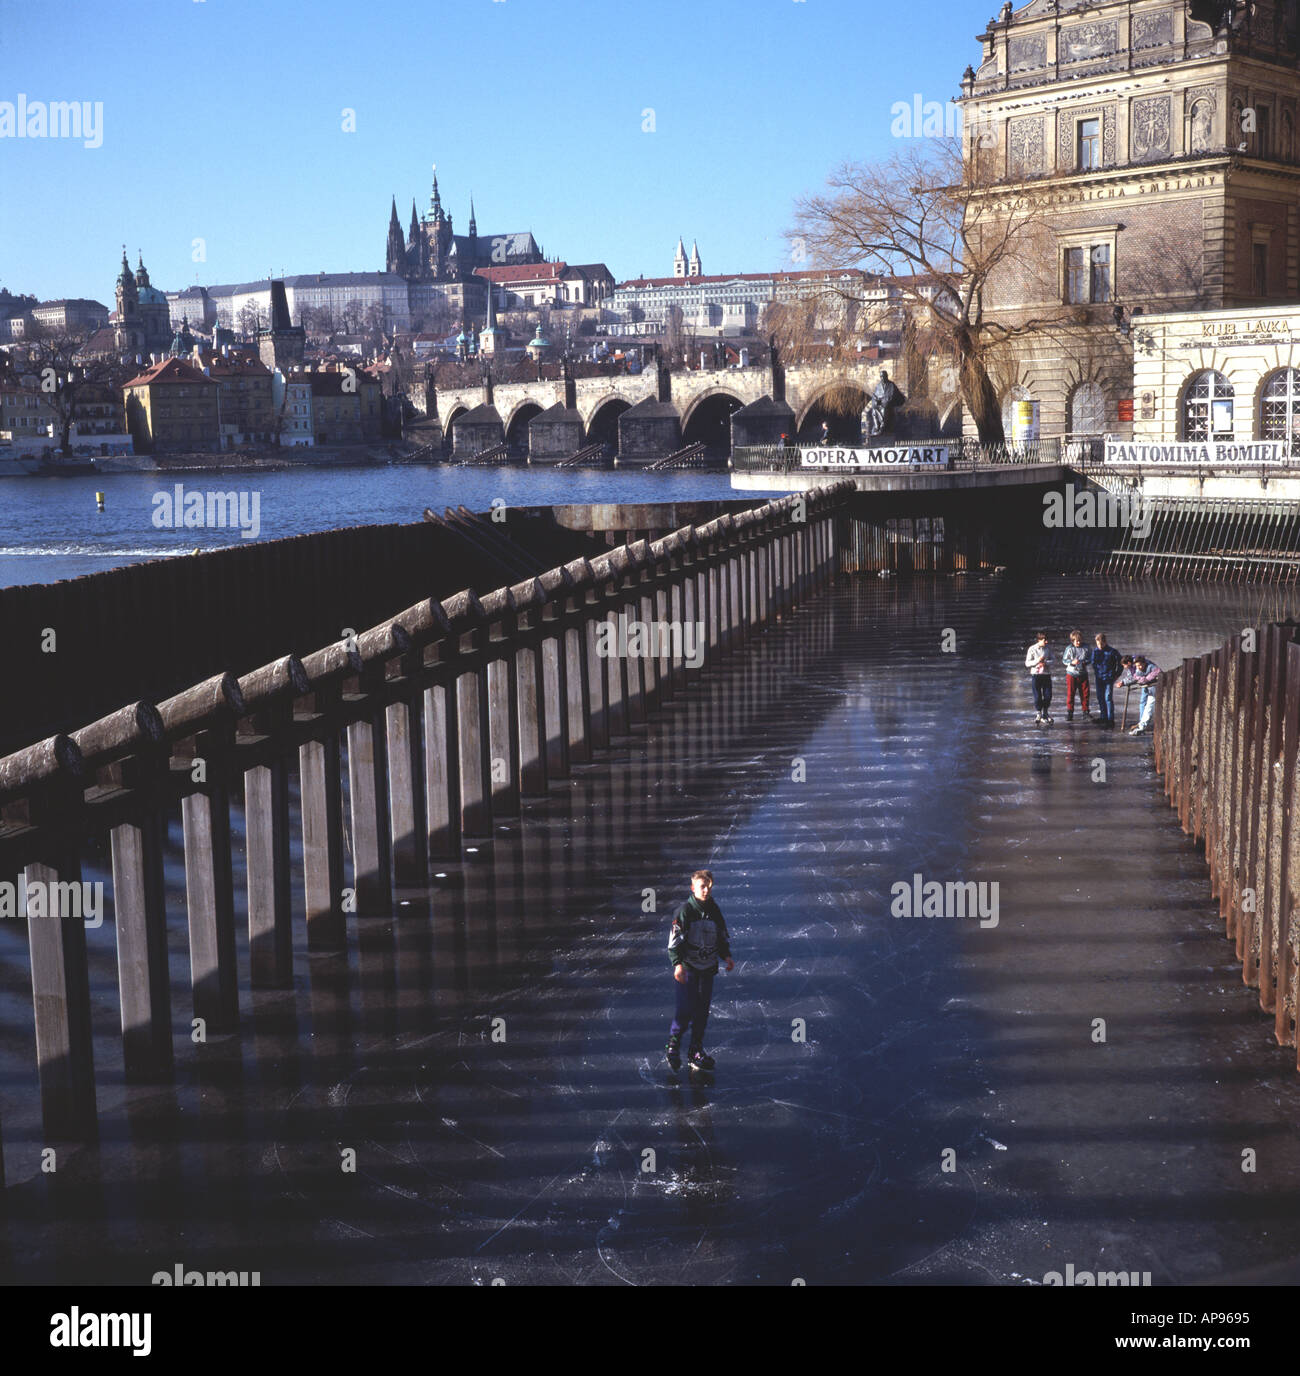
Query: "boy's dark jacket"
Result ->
[[668, 895, 732, 974], [1092, 645, 1122, 680]]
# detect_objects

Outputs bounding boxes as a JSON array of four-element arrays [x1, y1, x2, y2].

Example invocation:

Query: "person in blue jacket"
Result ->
[[1092, 633, 1122, 728]]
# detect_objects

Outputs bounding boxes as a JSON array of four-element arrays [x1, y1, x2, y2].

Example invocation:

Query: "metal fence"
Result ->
[[731, 438, 1097, 472]]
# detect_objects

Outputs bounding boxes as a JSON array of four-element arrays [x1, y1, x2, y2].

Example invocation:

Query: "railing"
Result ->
[[1103, 499, 1300, 584], [0, 483, 856, 1153], [553, 443, 610, 468], [455, 441, 509, 466], [645, 442, 710, 470], [731, 438, 1087, 472], [1154, 622, 1300, 1071]]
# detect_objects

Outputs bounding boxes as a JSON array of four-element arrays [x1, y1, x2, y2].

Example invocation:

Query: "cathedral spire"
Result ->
[[430, 166, 443, 220], [409, 199, 420, 243], [387, 195, 406, 275], [469, 196, 477, 237]]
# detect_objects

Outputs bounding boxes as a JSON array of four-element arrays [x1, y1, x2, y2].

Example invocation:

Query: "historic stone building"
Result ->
[[113, 250, 173, 359], [384, 169, 545, 328], [959, 0, 1300, 440], [122, 357, 221, 453]]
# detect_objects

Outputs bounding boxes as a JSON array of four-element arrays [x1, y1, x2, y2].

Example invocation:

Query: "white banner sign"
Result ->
[[1105, 440, 1291, 465], [799, 445, 949, 468]]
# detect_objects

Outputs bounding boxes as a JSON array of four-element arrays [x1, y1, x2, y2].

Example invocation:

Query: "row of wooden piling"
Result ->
[[0, 483, 853, 1168], [1153, 620, 1300, 1065]]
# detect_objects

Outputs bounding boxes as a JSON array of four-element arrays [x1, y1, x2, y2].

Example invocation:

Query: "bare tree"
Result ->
[[237, 300, 267, 337], [340, 298, 365, 335], [789, 138, 1069, 442], [362, 302, 386, 347], [19, 324, 133, 452]]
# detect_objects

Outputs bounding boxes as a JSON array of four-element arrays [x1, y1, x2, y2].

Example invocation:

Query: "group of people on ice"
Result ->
[[1024, 630, 1160, 735]]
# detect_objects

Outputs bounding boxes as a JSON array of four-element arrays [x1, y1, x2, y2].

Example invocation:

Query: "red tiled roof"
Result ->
[[474, 263, 566, 283], [122, 357, 217, 388]]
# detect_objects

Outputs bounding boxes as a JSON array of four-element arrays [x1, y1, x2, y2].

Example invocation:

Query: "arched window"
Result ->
[[1069, 382, 1107, 436], [1261, 368, 1300, 453], [1183, 371, 1234, 442]]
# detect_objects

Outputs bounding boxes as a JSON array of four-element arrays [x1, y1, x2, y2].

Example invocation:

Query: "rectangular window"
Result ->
[[1254, 242, 1268, 296], [1078, 118, 1101, 169], [1090, 244, 1111, 302], [1065, 247, 1088, 303]]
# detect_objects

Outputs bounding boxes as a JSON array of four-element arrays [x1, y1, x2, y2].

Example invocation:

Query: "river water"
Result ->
[[0, 465, 785, 588]]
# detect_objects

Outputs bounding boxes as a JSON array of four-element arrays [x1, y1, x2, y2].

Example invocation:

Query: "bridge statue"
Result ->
[[866, 370, 906, 440]]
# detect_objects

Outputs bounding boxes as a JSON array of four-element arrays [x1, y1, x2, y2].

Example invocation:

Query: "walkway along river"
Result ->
[[1, 492, 1300, 1283]]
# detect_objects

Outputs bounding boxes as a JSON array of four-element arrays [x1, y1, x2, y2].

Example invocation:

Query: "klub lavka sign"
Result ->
[[1105, 440, 1291, 465], [800, 446, 949, 468]]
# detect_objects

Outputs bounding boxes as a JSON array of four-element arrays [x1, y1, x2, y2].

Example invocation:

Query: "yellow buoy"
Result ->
[[95, 491, 105, 511]]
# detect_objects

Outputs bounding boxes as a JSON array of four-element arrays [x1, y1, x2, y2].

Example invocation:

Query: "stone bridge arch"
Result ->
[[794, 381, 871, 443], [680, 388, 746, 455], [505, 400, 545, 451], [584, 394, 633, 447]]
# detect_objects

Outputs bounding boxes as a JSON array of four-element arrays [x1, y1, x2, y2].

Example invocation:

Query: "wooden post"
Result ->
[[484, 584, 524, 816], [561, 560, 594, 766], [0, 735, 96, 1140], [388, 597, 453, 887], [74, 703, 173, 1080], [538, 568, 573, 778], [295, 643, 358, 952], [345, 623, 410, 917], [443, 590, 491, 839], [158, 672, 245, 1034]]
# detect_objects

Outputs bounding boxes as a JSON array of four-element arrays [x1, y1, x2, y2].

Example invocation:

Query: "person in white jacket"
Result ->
[[1025, 631, 1053, 724]]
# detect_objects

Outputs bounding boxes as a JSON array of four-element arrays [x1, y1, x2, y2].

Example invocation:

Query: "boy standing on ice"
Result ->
[[1025, 631, 1054, 725], [666, 870, 734, 1074]]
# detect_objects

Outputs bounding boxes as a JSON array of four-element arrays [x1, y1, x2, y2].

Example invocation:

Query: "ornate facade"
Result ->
[[384, 169, 544, 286], [113, 250, 172, 359], [959, 0, 1300, 439]]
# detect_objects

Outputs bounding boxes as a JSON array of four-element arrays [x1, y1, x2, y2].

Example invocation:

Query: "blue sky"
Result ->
[[0, 0, 981, 304]]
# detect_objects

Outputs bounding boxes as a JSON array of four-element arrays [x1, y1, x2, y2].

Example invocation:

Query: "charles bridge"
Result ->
[[416, 355, 942, 463]]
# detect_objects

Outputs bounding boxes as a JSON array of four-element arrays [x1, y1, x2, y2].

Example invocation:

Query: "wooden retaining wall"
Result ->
[[1153, 621, 1300, 1066], [0, 482, 853, 1169]]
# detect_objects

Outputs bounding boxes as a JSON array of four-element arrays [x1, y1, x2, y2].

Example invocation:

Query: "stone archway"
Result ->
[[681, 390, 745, 457], [505, 402, 543, 454], [586, 397, 631, 448], [796, 383, 869, 444]]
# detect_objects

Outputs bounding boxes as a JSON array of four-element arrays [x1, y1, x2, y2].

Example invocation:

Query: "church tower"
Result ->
[[114, 247, 141, 356], [386, 196, 405, 275], [688, 239, 702, 277], [673, 237, 687, 278]]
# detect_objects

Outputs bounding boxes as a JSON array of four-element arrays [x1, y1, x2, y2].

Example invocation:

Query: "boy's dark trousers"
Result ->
[[1030, 676, 1052, 713], [1095, 676, 1116, 724], [1065, 672, 1089, 714], [670, 969, 714, 1052]]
